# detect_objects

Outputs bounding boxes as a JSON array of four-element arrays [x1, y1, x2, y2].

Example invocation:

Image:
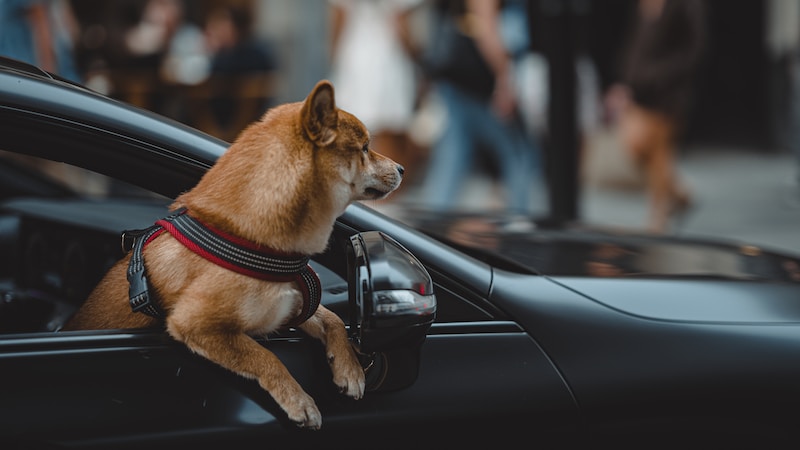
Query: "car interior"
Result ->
[[0, 150, 356, 334]]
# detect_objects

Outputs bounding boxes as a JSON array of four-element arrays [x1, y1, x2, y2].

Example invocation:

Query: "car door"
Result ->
[[0, 207, 578, 449]]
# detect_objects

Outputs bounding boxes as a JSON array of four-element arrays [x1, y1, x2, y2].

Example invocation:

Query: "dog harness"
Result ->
[[125, 208, 321, 328]]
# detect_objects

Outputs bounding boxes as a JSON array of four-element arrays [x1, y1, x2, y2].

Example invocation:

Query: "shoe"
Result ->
[[668, 191, 693, 233], [647, 190, 693, 234]]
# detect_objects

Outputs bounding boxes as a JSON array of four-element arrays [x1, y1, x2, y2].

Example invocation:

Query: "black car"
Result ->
[[2, 56, 800, 449]]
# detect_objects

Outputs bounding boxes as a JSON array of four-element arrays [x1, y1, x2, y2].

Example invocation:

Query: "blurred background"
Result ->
[[2, 0, 799, 254]]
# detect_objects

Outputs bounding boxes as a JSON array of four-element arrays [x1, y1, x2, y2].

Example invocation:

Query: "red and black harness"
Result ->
[[125, 208, 321, 328]]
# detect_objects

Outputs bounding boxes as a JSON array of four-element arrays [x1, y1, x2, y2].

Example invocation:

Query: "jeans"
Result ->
[[420, 82, 540, 214]]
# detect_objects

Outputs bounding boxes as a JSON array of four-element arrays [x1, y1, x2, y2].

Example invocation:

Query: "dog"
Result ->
[[62, 80, 404, 429]]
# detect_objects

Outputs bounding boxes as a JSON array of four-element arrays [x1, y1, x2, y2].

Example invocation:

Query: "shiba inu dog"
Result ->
[[63, 80, 404, 429]]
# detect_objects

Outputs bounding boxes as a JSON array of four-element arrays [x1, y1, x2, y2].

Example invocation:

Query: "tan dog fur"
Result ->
[[63, 80, 404, 429]]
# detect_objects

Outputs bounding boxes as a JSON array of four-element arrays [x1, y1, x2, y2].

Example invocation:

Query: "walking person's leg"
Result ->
[[419, 83, 475, 210]]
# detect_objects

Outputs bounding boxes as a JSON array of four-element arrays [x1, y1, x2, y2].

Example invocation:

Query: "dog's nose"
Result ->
[[397, 164, 405, 177]]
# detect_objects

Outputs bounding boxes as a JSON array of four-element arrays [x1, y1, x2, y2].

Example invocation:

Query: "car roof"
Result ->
[[0, 56, 64, 81], [0, 55, 227, 154]]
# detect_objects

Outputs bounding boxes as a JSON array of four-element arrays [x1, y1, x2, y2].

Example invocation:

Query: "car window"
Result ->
[[0, 151, 360, 334], [0, 151, 170, 333], [0, 149, 499, 334]]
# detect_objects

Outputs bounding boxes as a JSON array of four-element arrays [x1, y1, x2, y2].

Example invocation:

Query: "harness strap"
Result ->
[[126, 225, 166, 318], [126, 209, 321, 327]]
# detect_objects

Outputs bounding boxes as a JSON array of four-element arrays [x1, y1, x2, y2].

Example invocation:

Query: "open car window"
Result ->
[[0, 151, 168, 333], [0, 151, 354, 334], [0, 148, 499, 335]]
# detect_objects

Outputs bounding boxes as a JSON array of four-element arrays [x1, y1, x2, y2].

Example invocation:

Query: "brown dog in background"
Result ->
[[63, 80, 404, 429]]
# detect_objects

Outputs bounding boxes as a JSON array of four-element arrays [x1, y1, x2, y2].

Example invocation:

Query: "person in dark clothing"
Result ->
[[201, 4, 278, 141], [417, 0, 540, 215], [622, 0, 705, 124], [608, 0, 706, 233]]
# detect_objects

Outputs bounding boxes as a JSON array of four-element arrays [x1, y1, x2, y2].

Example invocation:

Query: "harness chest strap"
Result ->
[[126, 208, 321, 328]]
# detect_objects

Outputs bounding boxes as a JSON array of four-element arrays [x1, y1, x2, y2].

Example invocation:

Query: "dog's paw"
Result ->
[[285, 392, 322, 430], [328, 351, 366, 400]]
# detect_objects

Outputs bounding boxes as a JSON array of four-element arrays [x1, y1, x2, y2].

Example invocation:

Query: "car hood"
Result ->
[[405, 212, 800, 283]]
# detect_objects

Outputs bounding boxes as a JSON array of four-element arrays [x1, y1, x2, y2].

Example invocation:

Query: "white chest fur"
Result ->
[[239, 282, 301, 335]]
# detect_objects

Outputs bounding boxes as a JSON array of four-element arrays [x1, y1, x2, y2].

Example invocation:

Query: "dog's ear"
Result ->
[[301, 80, 338, 146]]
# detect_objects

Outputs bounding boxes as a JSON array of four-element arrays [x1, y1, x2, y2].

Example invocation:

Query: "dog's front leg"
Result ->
[[167, 319, 323, 429], [299, 305, 365, 399]]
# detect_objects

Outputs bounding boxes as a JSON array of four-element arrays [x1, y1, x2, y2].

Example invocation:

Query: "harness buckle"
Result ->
[[121, 228, 153, 253], [126, 225, 166, 319]]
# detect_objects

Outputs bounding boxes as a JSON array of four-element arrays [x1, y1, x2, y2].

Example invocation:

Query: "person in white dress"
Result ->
[[328, 0, 425, 194]]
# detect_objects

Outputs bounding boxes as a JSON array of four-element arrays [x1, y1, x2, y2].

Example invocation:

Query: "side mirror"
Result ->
[[347, 231, 436, 391]]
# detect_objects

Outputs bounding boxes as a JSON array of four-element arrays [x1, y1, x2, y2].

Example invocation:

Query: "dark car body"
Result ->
[[2, 56, 800, 449]]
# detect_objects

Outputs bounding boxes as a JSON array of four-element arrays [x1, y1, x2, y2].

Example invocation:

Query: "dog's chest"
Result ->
[[239, 282, 301, 333]]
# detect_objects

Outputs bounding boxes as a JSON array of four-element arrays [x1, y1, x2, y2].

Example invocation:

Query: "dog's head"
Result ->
[[175, 80, 404, 254], [300, 80, 404, 204]]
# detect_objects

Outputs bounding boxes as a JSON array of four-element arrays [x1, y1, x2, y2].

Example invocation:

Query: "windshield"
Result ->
[[395, 208, 800, 283]]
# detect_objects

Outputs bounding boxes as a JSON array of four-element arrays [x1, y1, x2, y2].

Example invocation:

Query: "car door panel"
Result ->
[[0, 322, 575, 448]]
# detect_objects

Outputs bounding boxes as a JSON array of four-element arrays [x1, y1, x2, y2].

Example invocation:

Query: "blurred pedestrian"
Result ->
[[0, 0, 81, 82], [328, 0, 425, 193], [607, 0, 706, 233], [124, 0, 206, 86], [418, 0, 538, 216], [200, 3, 279, 141]]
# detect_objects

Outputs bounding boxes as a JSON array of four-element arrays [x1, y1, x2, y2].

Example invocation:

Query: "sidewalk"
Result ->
[[381, 147, 800, 257], [581, 148, 800, 256]]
